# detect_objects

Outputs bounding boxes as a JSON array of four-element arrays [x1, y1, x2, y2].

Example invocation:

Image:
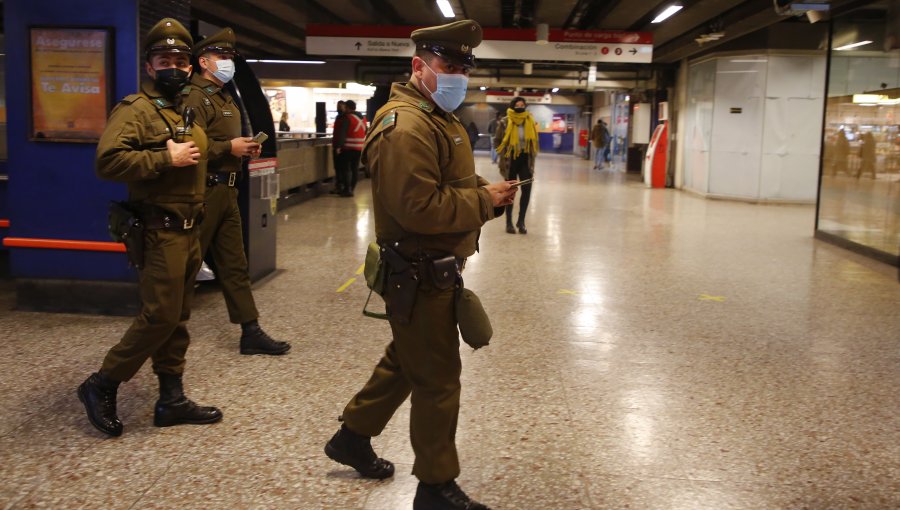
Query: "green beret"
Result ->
[[193, 27, 237, 58], [145, 18, 192, 56], [411, 19, 482, 69]]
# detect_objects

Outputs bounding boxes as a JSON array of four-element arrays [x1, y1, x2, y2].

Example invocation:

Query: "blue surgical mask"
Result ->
[[211, 59, 235, 84], [421, 62, 468, 112]]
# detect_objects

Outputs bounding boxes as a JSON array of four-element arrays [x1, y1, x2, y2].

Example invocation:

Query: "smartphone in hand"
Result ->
[[251, 131, 269, 144], [510, 178, 533, 188]]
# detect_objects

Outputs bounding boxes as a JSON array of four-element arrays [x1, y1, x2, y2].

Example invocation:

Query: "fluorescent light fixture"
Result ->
[[479, 86, 487, 91], [730, 59, 768, 63], [551, 87, 560, 93], [652, 5, 683, 23], [835, 40, 872, 51], [436, 0, 455, 18], [588, 65, 597, 82], [524, 62, 533, 75], [246, 59, 326, 64], [852, 94, 900, 105]]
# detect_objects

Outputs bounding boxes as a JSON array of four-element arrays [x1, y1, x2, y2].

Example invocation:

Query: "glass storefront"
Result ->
[[817, 1, 900, 263]]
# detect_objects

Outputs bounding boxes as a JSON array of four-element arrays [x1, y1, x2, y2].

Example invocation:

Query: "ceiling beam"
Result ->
[[191, 8, 299, 58], [303, 0, 350, 24], [193, 0, 306, 46]]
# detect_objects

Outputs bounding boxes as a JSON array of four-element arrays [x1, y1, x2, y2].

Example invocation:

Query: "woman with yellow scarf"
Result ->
[[494, 97, 539, 234]]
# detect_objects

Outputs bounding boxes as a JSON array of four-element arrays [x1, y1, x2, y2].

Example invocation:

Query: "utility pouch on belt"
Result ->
[[107, 201, 145, 269], [430, 255, 459, 290], [456, 286, 493, 350], [379, 243, 419, 325]]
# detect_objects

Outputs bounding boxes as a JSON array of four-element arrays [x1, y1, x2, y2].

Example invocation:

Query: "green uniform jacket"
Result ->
[[365, 82, 498, 259], [96, 80, 207, 221], [183, 74, 242, 174]]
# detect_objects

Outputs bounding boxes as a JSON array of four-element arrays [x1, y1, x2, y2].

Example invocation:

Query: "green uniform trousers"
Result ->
[[101, 228, 202, 382], [342, 280, 462, 484], [199, 184, 258, 324]]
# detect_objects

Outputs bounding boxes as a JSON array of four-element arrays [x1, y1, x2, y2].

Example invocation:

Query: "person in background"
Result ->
[[279, 111, 290, 133], [331, 100, 347, 194], [495, 96, 538, 235], [466, 120, 479, 149], [591, 118, 611, 170], [487, 110, 501, 163], [336, 99, 367, 197]]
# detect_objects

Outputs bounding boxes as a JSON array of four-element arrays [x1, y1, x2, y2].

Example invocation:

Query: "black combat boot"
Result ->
[[153, 373, 223, 427], [240, 320, 291, 355], [505, 206, 515, 234], [516, 221, 527, 235], [324, 424, 395, 479], [413, 480, 490, 510], [77, 372, 123, 436]]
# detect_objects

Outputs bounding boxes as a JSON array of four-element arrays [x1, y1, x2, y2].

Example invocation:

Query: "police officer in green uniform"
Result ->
[[184, 28, 290, 355], [77, 18, 222, 436], [324, 20, 516, 510]]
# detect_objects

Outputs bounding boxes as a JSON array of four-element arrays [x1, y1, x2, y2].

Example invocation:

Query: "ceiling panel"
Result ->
[[534, 0, 580, 27], [462, 0, 503, 27], [599, 0, 664, 30], [648, 0, 740, 46]]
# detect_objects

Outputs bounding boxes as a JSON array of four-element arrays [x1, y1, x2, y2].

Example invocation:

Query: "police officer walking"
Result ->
[[184, 28, 290, 356], [324, 20, 516, 510], [78, 18, 222, 436]]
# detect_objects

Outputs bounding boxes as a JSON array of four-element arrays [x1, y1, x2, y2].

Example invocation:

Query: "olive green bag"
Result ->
[[363, 242, 388, 320], [455, 287, 492, 350]]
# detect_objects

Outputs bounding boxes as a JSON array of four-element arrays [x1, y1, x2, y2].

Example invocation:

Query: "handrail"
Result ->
[[2, 237, 126, 252]]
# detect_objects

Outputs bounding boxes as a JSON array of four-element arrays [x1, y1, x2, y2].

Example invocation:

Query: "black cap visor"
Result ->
[[419, 43, 476, 70]]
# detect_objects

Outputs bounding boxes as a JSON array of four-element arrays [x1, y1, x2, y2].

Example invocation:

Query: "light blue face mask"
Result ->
[[211, 59, 235, 84], [422, 61, 468, 112]]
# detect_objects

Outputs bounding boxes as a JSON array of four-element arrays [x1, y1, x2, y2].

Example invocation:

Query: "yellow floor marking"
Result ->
[[699, 294, 726, 302], [337, 278, 356, 293], [355, 263, 365, 275], [558, 289, 577, 295]]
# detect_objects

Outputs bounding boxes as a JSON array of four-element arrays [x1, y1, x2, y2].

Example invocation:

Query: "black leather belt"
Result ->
[[207, 172, 237, 187], [143, 214, 196, 231]]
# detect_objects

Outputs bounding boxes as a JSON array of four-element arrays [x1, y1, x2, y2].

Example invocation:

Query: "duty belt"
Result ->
[[143, 213, 196, 231], [207, 172, 237, 187]]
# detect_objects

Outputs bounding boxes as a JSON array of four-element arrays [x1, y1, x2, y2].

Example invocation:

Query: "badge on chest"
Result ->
[[222, 109, 233, 117]]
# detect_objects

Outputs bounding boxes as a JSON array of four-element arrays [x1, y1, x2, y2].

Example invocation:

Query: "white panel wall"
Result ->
[[708, 59, 767, 198], [759, 56, 826, 201], [683, 59, 716, 193], [682, 53, 826, 202]]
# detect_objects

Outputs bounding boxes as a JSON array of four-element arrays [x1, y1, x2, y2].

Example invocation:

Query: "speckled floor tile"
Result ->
[[1, 155, 898, 509]]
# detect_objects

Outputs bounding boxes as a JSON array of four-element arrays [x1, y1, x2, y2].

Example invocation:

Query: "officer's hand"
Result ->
[[484, 181, 517, 207], [231, 137, 261, 158], [167, 139, 201, 167]]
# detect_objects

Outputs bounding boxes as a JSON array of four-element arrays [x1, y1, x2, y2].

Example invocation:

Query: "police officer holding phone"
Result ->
[[324, 20, 515, 510], [184, 28, 291, 356], [78, 18, 222, 437]]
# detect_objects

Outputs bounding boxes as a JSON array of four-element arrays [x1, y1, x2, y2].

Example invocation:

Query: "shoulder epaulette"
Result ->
[[119, 93, 142, 105]]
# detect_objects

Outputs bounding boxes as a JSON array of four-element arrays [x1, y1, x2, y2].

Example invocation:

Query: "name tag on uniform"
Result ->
[[222, 110, 233, 117], [453, 136, 463, 145], [203, 98, 211, 106]]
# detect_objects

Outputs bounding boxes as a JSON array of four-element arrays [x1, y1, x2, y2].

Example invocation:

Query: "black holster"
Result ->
[[379, 244, 420, 325], [107, 201, 145, 269]]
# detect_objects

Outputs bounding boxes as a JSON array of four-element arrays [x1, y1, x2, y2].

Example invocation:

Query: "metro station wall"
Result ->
[[683, 53, 825, 202], [4, 0, 140, 279]]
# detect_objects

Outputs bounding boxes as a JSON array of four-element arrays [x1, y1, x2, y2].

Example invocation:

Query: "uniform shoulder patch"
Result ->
[[204, 85, 218, 94], [381, 111, 397, 129]]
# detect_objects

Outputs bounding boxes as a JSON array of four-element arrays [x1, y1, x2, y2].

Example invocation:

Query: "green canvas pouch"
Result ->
[[455, 287, 492, 350]]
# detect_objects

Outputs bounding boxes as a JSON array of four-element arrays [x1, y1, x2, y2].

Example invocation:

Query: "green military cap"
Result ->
[[193, 27, 238, 57], [411, 19, 482, 69], [145, 18, 192, 56]]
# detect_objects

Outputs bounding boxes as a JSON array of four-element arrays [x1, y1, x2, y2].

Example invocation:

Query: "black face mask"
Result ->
[[154, 68, 189, 98], [513, 107, 526, 113]]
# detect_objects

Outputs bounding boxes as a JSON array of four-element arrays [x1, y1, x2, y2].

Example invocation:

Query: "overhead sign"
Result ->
[[306, 25, 652, 63]]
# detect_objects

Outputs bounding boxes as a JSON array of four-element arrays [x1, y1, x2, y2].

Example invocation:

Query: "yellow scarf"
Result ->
[[498, 108, 539, 159]]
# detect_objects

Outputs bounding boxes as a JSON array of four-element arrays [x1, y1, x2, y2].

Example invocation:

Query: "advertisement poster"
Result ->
[[551, 114, 569, 133], [30, 28, 111, 142]]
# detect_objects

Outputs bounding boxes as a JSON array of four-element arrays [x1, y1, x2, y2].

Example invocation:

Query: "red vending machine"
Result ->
[[643, 101, 669, 188]]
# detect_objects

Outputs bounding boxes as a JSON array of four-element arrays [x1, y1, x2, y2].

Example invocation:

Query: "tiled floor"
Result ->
[[1, 154, 898, 509]]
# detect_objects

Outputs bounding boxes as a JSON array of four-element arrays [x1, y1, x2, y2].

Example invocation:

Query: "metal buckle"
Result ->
[[227, 172, 237, 187], [183, 218, 194, 230]]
